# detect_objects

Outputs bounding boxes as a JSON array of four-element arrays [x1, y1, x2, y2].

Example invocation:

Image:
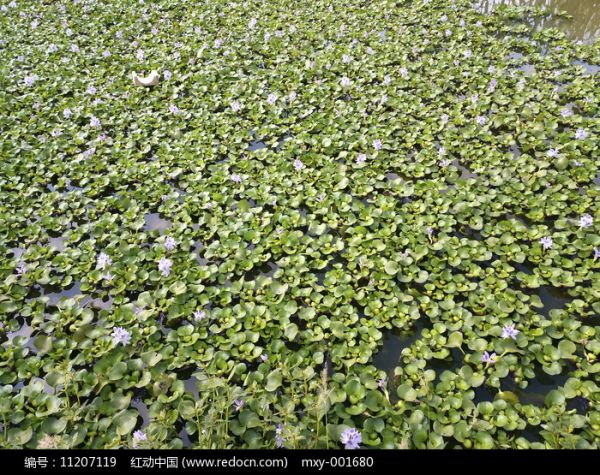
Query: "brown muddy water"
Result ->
[[477, 0, 600, 43]]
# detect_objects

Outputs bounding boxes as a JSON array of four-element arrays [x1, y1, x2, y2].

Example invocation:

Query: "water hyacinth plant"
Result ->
[[0, 0, 598, 451]]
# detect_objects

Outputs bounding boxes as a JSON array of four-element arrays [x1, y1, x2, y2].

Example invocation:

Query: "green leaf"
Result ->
[[265, 370, 282, 392]]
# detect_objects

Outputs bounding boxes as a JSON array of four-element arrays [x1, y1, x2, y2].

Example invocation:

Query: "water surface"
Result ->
[[477, 0, 600, 43]]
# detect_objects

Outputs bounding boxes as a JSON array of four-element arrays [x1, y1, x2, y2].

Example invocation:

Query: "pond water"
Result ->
[[476, 0, 600, 43]]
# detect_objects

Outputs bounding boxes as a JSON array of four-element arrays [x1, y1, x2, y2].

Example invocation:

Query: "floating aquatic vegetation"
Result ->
[[0, 0, 598, 450]]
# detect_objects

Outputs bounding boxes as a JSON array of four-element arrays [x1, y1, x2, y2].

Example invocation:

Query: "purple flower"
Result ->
[[97, 252, 111, 270], [231, 100, 241, 112], [293, 159, 304, 171], [501, 324, 519, 340], [342, 54, 352, 64], [575, 128, 587, 140], [24, 75, 38, 87], [116, 30, 123, 39], [169, 105, 180, 115], [373, 139, 382, 151], [233, 399, 244, 411], [132, 430, 147, 448], [90, 116, 101, 128], [87, 85, 96, 95], [103, 50, 111, 58], [482, 351, 497, 365], [340, 428, 362, 449], [593, 247, 600, 259], [193, 310, 206, 322], [61, 108, 72, 118], [439, 158, 451, 167], [260, 354, 268, 362], [560, 107, 573, 118], [579, 214, 593, 229], [340, 77, 351, 88], [267, 93, 277, 105], [384, 74, 391, 85], [540, 236, 553, 250], [164, 236, 176, 251], [356, 153, 366, 164], [158, 257, 172, 276], [136, 49, 144, 61], [16, 262, 26, 276], [231, 174, 242, 184], [275, 424, 284, 448], [163, 70, 172, 81], [248, 18, 257, 29], [71, 44, 80, 53], [111, 327, 131, 346], [399, 67, 408, 78], [476, 116, 486, 126], [48, 44, 58, 53], [377, 377, 387, 389], [288, 91, 297, 102], [547, 148, 559, 158], [488, 79, 497, 93]]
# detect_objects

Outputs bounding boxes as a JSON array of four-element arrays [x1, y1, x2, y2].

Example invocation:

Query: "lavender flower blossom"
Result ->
[[547, 148, 559, 158], [594, 247, 600, 260], [24, 75, 38, 87], [575, 128, 587, 140], [275, 424, 285, 448], [482, 351, 497, 365], [260, 354, 268, 362], [267, 94, 277, 105], [540, 236, 553, 250], [233, 399, 244, 411], [231, 100, 241, 112], [111, 327, 131, 346], [231, 174, 242, 184], [163, 70, 172, 80], [293, 159, 304, 171], [340, 428, 362, 449], [373, 139, 382, 151], [164, 236, 176, 251], [340, 77, 351, 88], [476, 116, 486, 126], [132, 430, 147, 448], [193, 310, 206, 322], [356, 153, 366, 164], [16, 262, 26, 276], [501, 324, 519, 340], [136, 49, 144, 61], [97, 252, 111, 270], [90, 116, 101, 128], [158, 257, 172, 276], [169, 104, 180, 115], [63, 108, 72, 118], [560, 107, 573, 118], [579, 214, 593, 229]]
